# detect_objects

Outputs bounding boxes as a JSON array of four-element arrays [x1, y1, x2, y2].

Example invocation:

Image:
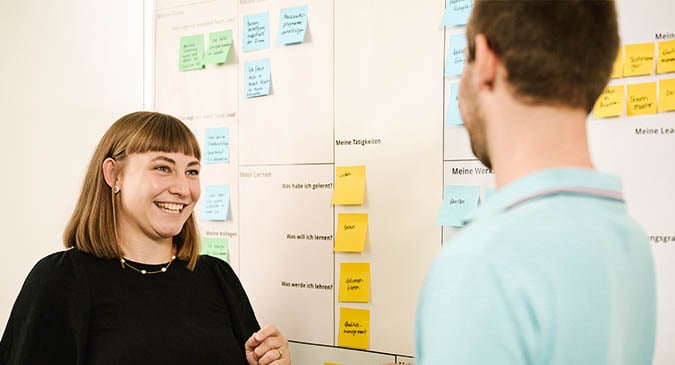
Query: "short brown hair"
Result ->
[[64, 111, 202, 270], [467, 0, 619, 112]]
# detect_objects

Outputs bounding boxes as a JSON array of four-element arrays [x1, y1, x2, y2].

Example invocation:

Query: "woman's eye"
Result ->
[[187, 169, 200, 176], [155, 166, 170, 173]]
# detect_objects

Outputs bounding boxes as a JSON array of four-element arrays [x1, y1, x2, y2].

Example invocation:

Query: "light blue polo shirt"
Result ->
[[416, 168, 656, 365]]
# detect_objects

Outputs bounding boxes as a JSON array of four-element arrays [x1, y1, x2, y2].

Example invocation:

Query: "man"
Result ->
[[416, 1, 656, 364]]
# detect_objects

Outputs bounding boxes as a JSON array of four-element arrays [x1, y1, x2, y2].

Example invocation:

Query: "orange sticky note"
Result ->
[[657, 40, 675, 74], [624, 43, 655, 76], [610, 46, 623, 79], [334, 213, 368, 252], [593, 85, 624, 118], [338, 307, 370, 349], [659, 79, 675, 112], [339, 263, 371, 303], [627, 82, 657, 116], [332, 166, 366, 205]]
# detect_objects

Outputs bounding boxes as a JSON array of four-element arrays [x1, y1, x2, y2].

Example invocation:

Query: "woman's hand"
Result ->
[[245, 324, 291, 365]]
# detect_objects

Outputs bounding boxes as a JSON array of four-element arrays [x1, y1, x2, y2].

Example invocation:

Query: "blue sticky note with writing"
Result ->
[[202, 185, 230, 221], [437, 185, 480, 227], [442, 0, 474, 26], [278, 5, 308, 45], [445, 34, 467, 76], [483, 187, 497, 202], [205, 127, 230, 164], [242, 12, 270, 52], [244, 58, 271, 98], [446, 82, 463, 125]]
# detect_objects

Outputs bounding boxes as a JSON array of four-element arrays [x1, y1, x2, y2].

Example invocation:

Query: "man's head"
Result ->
[[459, 0, 619, 168]]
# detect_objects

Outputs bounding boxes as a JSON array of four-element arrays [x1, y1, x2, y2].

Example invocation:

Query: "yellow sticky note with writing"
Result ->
[[332, 166, 366, 205], [623, 43, 654, 76], [627, 82, 657, 116], [334, 213, 368, 252], [657, 40, 675, 74], [659, 79, 675, 112], [610, 46, 623, 79], [338, 307, 370, 349], [593, 85, 624, 118], [339, 263, 370, 303]]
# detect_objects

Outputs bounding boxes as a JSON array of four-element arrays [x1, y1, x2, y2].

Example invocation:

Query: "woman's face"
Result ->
[[115, 151, 201, 245]]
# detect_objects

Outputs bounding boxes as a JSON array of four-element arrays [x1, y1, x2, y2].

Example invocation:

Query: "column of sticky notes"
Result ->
[[332, 166, 371, 350], [593, 40, 675, 118]]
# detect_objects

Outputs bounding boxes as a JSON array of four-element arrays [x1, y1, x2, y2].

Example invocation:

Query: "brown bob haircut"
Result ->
[[466, 0, 619, 113], [64, 111, 202, 270]]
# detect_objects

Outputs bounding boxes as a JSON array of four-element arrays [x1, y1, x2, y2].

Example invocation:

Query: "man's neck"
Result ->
[[487, 102, 594, 188]]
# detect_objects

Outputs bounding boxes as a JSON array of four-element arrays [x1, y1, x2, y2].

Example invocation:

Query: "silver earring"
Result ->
[[113, 186, 120, 194]]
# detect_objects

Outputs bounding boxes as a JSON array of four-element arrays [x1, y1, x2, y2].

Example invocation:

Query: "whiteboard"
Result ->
[[154, 0, 675, 363]]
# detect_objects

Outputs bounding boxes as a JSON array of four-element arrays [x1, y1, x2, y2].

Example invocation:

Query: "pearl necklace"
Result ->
[[120, 255, 176, 275]]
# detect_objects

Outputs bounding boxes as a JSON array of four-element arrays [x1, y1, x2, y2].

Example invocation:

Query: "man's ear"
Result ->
[[102, 158, 118, 189], [473, 34, 498, 91]]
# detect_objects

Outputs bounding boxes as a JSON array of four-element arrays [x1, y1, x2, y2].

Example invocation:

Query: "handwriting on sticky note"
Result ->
[[243, 12, 270, 52], [179, 34, 205, 71], [338, 307, 370, 349], [202, 185, 230, 221], [593, 85, 624, 118], [659, 78, 675, 112], [627, 82, 657, 116], [657, 40, 675, 74], [442, 0, 473, 26], [623, 42, 654, 76], [339, 263, 370, 303], [205, 127, 230, 164], [278, 5, 308, 45], [202, 237, 229, 262], [437, 185, 480, 227], [244, 59, 271, 98], [334, 213, 368, 252], [445, 34, 466, 76], [205, 30, 233, 64], [332, 166, 366, 205]]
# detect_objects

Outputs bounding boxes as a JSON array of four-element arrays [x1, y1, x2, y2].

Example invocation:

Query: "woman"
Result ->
[[0, 111, 290, 365]]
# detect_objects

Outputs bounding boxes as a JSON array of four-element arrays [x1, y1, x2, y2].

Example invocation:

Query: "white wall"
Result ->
[[0, 1, 143, 331]]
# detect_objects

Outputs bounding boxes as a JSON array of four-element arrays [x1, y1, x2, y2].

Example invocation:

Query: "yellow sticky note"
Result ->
[[332, 166, 366, 205], [623, 43, 654, 76], [610, 46, 623, 79], [659, 79, 675, 112], [339, 263, 371, 303], [334, 213, 368, 252], [338, 307, 370, 349], [657, 40, 675, 74], [627, 82, 657, 116], [592, 85, 624, 118]]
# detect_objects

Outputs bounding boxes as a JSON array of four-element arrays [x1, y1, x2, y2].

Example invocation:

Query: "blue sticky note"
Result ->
[[202, 185, 230, 221], [446, 82, 463, 125], [442, 0, 474, 26], [437, 185, 480, 227], [205, 127, 230, 164], [278, 5, 308, 45], [445, 34, 467, 76], [483, 187, 497, 202], [243, 12, 270, 52], [244, 58, 271, 98]]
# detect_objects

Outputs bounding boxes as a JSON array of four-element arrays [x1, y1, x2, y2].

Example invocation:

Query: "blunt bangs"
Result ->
[[125, 113, 201, 160]]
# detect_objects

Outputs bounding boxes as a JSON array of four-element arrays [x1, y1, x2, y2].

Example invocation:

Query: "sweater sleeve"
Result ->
[[0, 250, 90, 365]]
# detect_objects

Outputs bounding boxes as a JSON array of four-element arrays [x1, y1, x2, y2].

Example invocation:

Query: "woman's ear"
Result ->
[[102, 158, 118, 189]]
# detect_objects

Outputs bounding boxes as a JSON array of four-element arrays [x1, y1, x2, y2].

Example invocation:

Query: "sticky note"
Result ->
[[243, 12, 270, 52], [442, 0, 473, 26], [659, 78, 675, 112], [205, 30, 233, 64], [483, 187, 497, 202], [205, 127, 230, 164], [244, 58, 271, 98], [339, 263, 370, 303], [202, 237, 229, 262], [179, 34, 205, 71], [338, 307, 370, 349], [657, 40, 675, 74], [592, 85, 624, 118], [334, 213, 368, 252], [445, 34, 467, 76], [278, 5, 308, 45], [446, 82, 462, 125], [332, 166, 366, 205], [623, 43, 654, 77], [437, 185, 480, 227], [610, 46, 623, 79], [626, 82, 657, 116], [202, 185, 230, 221], [325, 363, 343, 365]]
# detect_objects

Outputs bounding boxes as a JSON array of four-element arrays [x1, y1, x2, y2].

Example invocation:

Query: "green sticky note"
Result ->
[[205, 30, 233, 65], [179, 34, 205, 71], [202, 237, 229, 262]]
